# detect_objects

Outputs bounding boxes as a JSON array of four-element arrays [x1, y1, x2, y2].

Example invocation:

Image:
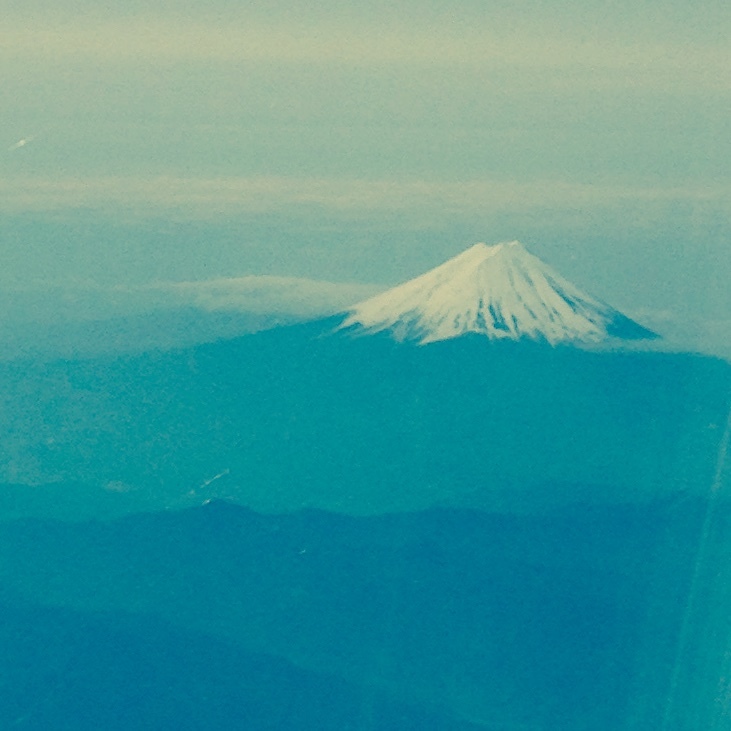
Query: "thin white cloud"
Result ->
[[0, 275, 383, 325], [1, 19, 729, 91], [153, 275, 382, 315], [629, 309, 731, 361], [0, 176, 729, 217]]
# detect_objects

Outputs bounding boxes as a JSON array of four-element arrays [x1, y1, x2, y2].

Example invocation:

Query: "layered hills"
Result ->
[[2, 497, 725, 730], [1, 242, 730, 729]]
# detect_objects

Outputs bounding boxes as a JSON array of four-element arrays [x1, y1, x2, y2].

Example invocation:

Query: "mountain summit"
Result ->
[[340, 241, 658, 345]]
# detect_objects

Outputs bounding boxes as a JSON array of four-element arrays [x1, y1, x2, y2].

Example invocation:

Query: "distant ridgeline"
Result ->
[[0, 241, 727, 520]]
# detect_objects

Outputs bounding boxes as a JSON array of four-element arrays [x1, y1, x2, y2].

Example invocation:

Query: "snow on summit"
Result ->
[[340, 241, 658, 345]]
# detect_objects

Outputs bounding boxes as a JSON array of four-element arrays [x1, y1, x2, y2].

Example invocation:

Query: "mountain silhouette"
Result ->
[[341, 242, 658, 344]]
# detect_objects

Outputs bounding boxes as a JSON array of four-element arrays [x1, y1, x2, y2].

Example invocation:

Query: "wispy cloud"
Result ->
[[1, 18, 729, 91], [630, 309, 731, 361], [153, 275, 382, 315], [1, 176, 729, 217], [0, 274, 383, 326]]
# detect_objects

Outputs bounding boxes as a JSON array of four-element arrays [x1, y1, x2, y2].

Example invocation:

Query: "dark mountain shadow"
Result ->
[[0, 598, 483, 731], [2, 496, 726, 729]]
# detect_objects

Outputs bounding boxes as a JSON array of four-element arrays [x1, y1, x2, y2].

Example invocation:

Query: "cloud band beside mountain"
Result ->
[[156, 275, 382, 316], [0, 276, 383, 325]]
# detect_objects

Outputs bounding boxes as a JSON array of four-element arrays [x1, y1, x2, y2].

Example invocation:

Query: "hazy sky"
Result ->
[[2, 1, 730, 351]]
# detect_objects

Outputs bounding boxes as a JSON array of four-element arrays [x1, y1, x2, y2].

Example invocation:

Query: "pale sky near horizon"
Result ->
[[1, 1, 730, 351]]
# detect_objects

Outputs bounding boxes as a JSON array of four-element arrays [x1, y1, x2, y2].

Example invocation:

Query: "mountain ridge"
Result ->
[[0, 496, 717, 730]]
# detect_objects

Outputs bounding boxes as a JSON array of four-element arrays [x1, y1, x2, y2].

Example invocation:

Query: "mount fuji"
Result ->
[[340, 241, 658, 345], [1, 238, 727, 523]]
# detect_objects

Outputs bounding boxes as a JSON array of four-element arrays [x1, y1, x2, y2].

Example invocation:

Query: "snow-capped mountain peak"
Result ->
[[339, 241, 658, 345]]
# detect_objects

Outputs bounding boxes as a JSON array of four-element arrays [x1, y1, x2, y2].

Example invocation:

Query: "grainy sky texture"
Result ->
[[1, 1, 730, 353]]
